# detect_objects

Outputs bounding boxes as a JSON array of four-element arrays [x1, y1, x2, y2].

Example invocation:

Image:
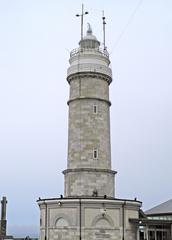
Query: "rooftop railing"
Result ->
[[70, 47, 109, 58]]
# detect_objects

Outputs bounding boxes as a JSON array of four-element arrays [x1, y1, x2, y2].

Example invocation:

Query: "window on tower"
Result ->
[[93, 105, 98, 114], [93, 149, 98, 159]]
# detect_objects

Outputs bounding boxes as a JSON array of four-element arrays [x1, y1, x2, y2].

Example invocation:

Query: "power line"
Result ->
[[110, 0, 143, 55]]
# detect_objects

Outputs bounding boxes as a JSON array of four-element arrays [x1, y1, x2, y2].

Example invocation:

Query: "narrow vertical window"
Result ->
[[93, 149, 98, 159], [93, 105, 97, 114]]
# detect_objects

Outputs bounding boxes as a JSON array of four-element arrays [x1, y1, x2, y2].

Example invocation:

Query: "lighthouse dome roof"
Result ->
[[83, 23, 97, 40], [79, 23, 100, 49]]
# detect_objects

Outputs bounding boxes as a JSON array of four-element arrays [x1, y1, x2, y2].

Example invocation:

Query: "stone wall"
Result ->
[[38, 198, 141, 240], [0, 220, 6, 237], [63, 169, 115, 197], [67, 97, 111, 169]]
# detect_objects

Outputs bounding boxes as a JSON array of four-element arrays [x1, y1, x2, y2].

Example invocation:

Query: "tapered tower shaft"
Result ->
[[63, 26, 116, 197]]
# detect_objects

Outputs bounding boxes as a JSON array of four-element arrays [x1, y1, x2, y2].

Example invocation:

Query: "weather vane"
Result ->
[[76, 4, 89, 40]]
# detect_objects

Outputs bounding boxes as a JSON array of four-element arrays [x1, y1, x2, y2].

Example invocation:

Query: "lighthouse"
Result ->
[[38, 19, 141, 240], [63, 23, 116, 198]]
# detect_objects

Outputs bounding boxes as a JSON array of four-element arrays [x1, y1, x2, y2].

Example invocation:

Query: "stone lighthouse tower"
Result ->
[[63, 24, 116, 198], [38, 21, 142, 240]]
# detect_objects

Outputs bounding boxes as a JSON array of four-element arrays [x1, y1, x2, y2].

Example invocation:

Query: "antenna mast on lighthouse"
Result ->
[[102, 10, 106, 50], [76, 4, 89, 40]]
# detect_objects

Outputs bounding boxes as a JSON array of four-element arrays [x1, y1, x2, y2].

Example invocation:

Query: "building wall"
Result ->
[[39, 199, 141, 240]]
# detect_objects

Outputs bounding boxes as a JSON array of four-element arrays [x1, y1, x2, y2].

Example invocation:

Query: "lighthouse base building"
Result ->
[[38, 198, 141, 240], [37, 23, 172, 240]]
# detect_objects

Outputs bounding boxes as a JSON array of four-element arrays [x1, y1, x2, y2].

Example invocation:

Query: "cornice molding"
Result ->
[[67, 97, 111, 106], [67, 72, 112, 85], [63, 168, 117, 175]]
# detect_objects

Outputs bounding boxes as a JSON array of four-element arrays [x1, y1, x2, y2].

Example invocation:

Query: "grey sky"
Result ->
[[0, 0, 172, 236]]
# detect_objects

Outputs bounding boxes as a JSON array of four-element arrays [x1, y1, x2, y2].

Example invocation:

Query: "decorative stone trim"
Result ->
[[91, 214, 114, 228], [67, 72, 112, 85], [38, 197, 142, 206], [67, 97, 111, 106], [63, 168, 117, 175]]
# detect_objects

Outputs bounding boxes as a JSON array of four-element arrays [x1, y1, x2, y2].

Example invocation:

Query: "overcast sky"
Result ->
[[0, 0, 172, 237]]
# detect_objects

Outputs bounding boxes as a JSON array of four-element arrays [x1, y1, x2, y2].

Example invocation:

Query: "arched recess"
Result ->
[[92, 214, 114, 228], [55, 217, 69, 227], [54, 213, 72, 228]]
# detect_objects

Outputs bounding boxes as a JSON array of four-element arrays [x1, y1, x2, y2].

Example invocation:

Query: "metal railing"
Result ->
[[70, 47, 109, 58]]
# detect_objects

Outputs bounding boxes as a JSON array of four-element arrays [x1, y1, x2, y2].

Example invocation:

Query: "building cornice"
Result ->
[[37, 197, 142, 207], [67, 72, 112, 85], [63, 168, 117, 175], [67, 97, 111, 106]]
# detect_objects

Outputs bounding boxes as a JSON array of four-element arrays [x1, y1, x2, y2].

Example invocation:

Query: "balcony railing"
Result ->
[[70, 47, 109, 58]]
